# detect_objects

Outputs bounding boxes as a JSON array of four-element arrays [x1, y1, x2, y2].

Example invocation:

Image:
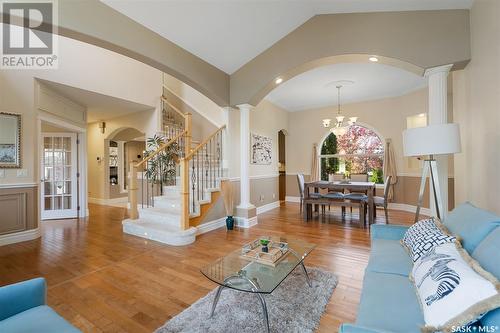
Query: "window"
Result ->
[[319, 125, 384, 183]]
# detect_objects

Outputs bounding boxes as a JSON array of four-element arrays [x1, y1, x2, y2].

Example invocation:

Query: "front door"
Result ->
[[41, 133, 78, 219]]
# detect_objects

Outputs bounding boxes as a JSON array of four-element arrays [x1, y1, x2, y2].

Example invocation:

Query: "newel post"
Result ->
[[180, 158, 190, 230], [129, 164, 139, 219], [185, 113, 192, 156]]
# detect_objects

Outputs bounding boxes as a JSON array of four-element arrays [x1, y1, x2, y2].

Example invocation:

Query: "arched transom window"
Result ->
[[320, 125, 384, 183]]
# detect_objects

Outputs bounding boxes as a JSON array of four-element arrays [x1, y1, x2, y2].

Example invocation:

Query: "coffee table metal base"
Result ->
[[209, 262, 311, 333]]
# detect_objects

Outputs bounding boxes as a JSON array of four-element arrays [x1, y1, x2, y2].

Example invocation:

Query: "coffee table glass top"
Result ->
[[200, 237, 316, 294]]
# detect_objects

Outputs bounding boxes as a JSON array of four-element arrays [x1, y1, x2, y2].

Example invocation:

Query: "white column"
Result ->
[[237, 104, 255, 209], [425, 64, 453, 218]]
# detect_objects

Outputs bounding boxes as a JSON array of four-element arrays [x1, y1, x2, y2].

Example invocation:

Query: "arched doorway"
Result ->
[[105, 127, 145, 199], [319, 124, 384, 183]]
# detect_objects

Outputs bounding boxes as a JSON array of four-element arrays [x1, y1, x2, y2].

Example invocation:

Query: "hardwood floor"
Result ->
[[0, 203, 416, 332]]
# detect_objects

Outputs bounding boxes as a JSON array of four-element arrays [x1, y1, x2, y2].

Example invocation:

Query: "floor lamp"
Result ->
[[403, 123, 461, 222]]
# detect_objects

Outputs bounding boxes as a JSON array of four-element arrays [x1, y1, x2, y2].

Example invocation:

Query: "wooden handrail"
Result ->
[[135, 130, 187, 168], [184, 125, 226, 161], [161, 95, 189, 119]]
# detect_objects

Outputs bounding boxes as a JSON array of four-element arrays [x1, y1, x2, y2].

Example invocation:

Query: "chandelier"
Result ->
[[322, 85, 357, 136]]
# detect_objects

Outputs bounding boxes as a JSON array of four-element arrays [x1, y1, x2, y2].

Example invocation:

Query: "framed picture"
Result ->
[[251, 133, 272, 165], [0, 112, 21, 168]]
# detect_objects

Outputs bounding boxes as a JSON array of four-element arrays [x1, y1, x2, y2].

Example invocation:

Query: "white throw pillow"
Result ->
[[411, 242, 500, 332], [401, 218, 457, 262]]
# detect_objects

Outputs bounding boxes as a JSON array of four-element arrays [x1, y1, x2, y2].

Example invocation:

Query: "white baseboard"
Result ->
[[256, 201, 280, 215], [196, 217, 226, 235], [388, 203, 432, 216], [197, 203, 271, 235], [285, 196, 300, 203], [0, 228, 41, 246], [235, 216, 258, 228]]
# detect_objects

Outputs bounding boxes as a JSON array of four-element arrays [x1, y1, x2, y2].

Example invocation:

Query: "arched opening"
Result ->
[[246, 54, 426, 106], [319, 124, 384, 183], [105, 127, 145, 197]]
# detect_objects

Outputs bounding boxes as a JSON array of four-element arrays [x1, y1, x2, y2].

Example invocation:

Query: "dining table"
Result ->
[[303, 180, 376, 225]]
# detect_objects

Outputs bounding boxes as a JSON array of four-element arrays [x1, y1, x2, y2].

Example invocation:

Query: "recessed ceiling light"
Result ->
[[275, 77, 283, 84], [369, 56, 379, 62]]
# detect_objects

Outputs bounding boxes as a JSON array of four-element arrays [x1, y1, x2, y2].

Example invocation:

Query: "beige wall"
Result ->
[[163, 74, 225, 128], [201, 100, 288, 223], [230, 10, 470, 105], [162, 89, 218, 143], [0, 2, 229, 106], [286, 88, 438, 176], [0, 33, 163, 187], [284, 88, 457, 209], [226, 100, 289, 179], [453, 0, 500, 214], [250, 100, 289, 177], [87, 110, 155, 200], [200, 177, 279, 224]]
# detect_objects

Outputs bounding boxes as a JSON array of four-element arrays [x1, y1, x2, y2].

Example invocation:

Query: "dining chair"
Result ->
[[364, 175, 392, 223], [350, 174, 369, 182], [365, 176, 392, 224], [345, 174, 369, 214], [297, 173, 321, 214], [332, 173, 344, 182]]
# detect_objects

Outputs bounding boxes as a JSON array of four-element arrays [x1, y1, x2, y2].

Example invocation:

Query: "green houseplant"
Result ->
[[144, 134, 180, 191], [260, 238, 270, 253]]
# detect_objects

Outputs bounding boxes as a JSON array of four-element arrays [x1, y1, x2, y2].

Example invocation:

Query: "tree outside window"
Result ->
[[319, 125, 384, 183]]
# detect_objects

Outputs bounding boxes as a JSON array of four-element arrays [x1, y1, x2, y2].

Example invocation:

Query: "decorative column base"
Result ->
[[235, 216, 258, 228], [235, 204, 258, 228]]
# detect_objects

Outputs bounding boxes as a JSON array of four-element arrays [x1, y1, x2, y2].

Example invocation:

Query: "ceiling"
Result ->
[[101, 0, 473, 74], [38, 79, 154, 123], [265, 62, 427, 111]]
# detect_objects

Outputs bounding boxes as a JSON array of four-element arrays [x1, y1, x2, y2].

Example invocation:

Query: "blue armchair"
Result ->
[[0, 278, 80, 333]]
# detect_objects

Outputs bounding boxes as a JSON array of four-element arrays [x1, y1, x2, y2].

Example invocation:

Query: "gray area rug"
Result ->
[[155, 267, 338, 333]]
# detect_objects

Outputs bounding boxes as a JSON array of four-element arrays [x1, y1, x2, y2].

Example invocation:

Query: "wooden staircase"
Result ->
[[122, 86, 226, 245]]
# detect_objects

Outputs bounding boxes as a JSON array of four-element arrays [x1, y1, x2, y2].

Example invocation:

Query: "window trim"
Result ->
[[318, 124, 385, 182]]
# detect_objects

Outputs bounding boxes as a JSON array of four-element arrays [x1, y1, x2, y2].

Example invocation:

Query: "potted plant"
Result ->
[[220, 180, 234, 230], [144, 134, 180, 193], [260, 238, 270, 253]]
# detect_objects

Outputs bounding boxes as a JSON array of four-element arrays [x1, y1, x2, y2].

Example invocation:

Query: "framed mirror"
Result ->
[[0, 112, 21, 168]]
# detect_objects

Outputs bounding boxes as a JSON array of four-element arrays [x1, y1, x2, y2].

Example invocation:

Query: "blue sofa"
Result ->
[[0, 277, 80, 333], [340, 202, 500, 333]]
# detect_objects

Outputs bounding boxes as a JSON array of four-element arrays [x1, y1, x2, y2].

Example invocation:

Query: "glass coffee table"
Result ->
[[200, 237, 316, 332]]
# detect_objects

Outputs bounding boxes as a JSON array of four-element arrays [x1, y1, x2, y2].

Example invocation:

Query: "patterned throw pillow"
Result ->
[[401, 218, 457, 262], [411, 242, 500, 332]]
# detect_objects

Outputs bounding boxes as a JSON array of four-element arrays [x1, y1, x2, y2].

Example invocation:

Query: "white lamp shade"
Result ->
[[403, 123, 461, 157]]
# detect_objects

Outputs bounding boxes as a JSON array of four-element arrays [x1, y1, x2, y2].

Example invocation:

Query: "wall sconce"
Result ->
[[99, 122, 106, 134]]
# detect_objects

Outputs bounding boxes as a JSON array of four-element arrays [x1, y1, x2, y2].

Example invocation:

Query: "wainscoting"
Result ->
[[0, 184, 39, 246]]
